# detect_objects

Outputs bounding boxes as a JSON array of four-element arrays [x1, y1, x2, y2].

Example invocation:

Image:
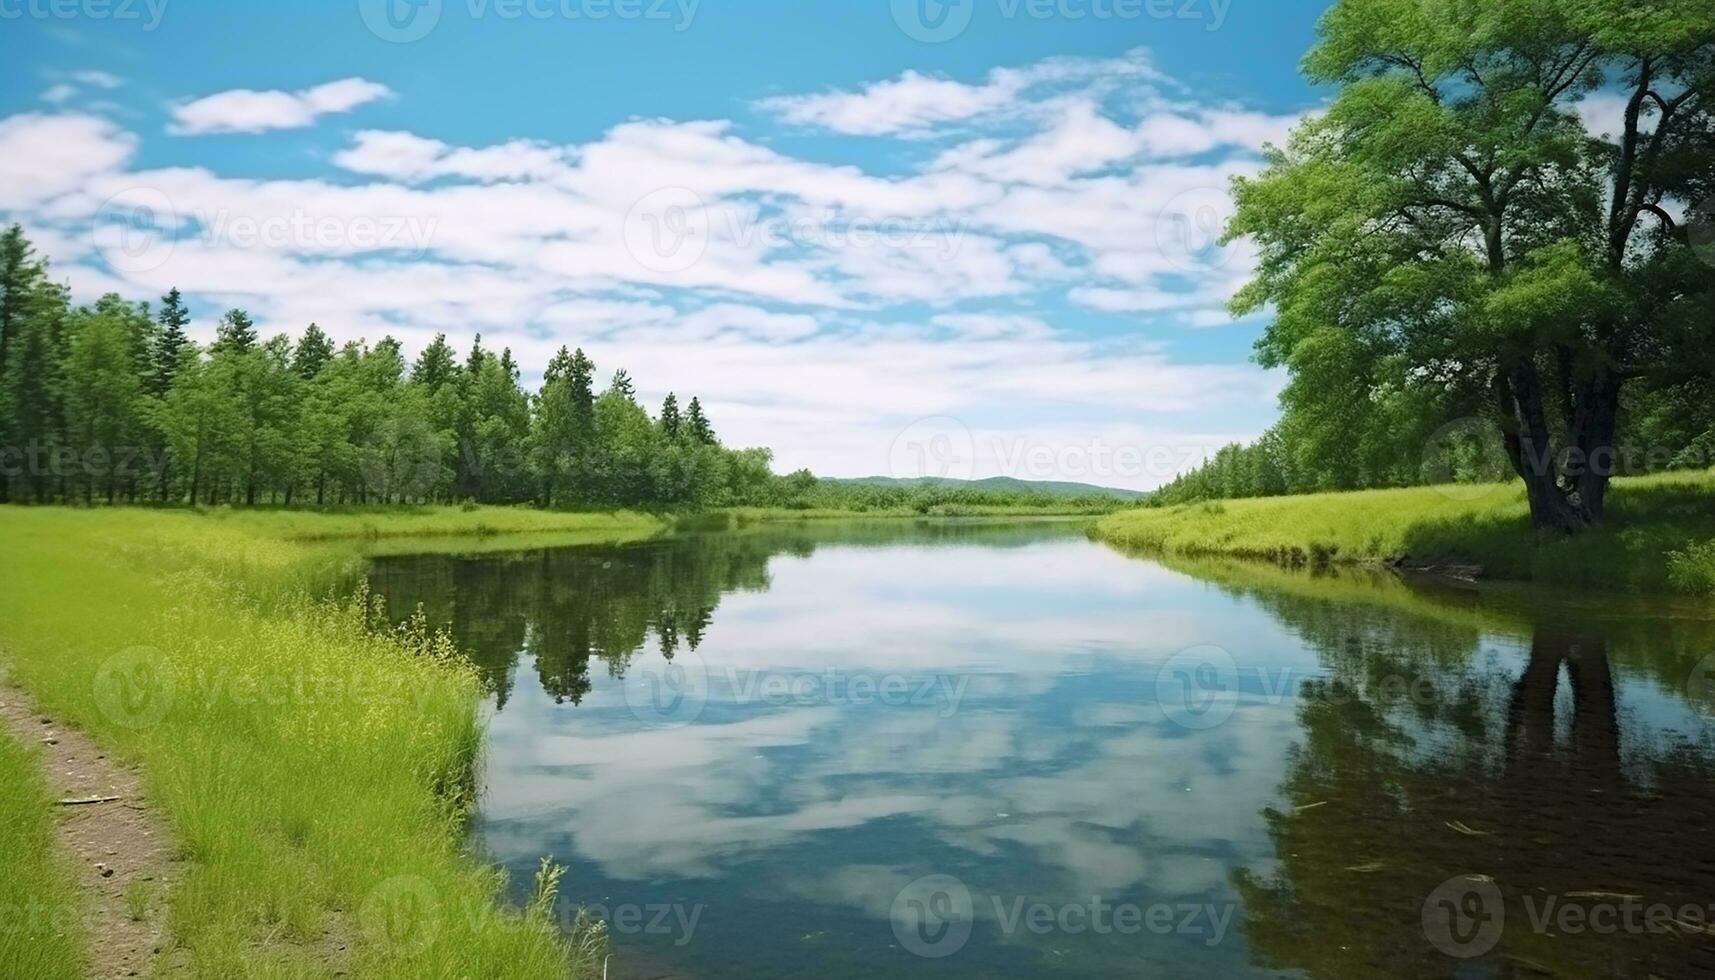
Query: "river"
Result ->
[[367, 519, 1715, 979]]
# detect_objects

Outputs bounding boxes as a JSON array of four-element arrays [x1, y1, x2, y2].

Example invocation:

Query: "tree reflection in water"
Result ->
[[1219, 573, 1715, 979]]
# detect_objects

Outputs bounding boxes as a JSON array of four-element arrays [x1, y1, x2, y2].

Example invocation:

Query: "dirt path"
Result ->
[[0, 684, 180, 979]]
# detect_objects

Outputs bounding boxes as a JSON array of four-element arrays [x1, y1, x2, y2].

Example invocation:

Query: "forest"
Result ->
[[0, 226, 1123, 515]]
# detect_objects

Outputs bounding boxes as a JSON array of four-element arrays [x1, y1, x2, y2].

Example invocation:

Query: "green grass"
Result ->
[[1094, 470, 1715, 594], [0, 506, 663, 979], [0, 730, 86, 980]]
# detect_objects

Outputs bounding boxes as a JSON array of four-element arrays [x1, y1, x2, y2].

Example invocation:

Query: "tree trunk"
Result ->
[[1495, 362, 1619, 535], [1569, 370, 1620, 525]]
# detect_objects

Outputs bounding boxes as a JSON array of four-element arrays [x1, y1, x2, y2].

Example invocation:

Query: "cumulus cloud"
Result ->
[[0, 47, 1310, 488], [169, 77, 392, 135], [0, 113, 137, 209]]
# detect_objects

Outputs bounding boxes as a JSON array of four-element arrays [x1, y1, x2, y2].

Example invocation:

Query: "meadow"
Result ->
[[1094, 470, 1715, 594], [0, 506, 665, 979]]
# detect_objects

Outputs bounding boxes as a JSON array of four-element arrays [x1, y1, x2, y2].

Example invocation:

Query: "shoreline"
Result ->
[[1091, 471, 1715, 596]]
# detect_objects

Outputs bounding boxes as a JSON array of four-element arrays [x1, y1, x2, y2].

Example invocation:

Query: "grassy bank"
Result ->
[[0, 731, 86, 980], [1094, 470, 1715, 594], [0, 506, 664, 979]]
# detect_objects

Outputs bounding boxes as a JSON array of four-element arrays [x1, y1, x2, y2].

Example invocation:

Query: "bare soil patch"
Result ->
[[0, 685, 181, 979]]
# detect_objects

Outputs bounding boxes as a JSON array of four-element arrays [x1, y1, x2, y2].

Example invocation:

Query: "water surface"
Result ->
[[369, 520, 1715, 978]]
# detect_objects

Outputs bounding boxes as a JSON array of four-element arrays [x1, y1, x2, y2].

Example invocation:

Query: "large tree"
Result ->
[[1231, 0, 1715, 532]]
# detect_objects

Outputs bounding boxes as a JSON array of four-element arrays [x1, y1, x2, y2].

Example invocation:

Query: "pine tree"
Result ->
[[149, 288, 191, 396], [610, 368, 636, 401], [0, 225, 49, 501], [291, 323, 334, 380], [2, 277, 70, 501], [0, 225, 45, 387], [686, 397, 715, 446], [212, 308, 257, 355], [660, 392, 681, 439], [411, 333, 458, 391], [465, 334, 487, 374]]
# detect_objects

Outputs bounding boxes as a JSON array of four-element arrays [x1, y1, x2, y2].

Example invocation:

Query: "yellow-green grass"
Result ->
[[0, 507, 663, 979], [1095, 470, 1715, 594], [0, 731, 86, 980]]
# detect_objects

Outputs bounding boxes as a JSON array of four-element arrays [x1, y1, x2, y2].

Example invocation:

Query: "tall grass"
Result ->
[[1094, 470, 1715, 594], [0, 730, 86, 980], [0, 507, 663, 979]]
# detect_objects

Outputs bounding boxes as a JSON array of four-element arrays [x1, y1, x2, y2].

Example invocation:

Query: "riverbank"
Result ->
[[0, 506, 666, 979], [1093, 470, 1715, 594]]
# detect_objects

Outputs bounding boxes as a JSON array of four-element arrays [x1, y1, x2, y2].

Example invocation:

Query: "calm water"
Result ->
[[368, 520, 1715, 979]]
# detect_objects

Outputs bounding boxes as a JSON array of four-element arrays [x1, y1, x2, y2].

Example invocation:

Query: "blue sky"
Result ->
[[0, 0, 1335, 489]]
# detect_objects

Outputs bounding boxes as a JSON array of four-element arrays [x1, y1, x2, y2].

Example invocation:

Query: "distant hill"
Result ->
[[827, 476, 1148, 501]]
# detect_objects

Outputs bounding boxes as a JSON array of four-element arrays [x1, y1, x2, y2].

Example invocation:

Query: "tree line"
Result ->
[[1156, 0, 1714, 527], [0, 226, 774, 508], [0, 227, 1124, 514]]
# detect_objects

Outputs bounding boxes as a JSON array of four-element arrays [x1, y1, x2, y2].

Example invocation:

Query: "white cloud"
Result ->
[[0, 113, 137, 210], [169, 77, 392, 135], [334, 129, 570, 183], [757, 48, 1168, 137], [0, 47, 1306, 489], [759, 69, 1030, 136], [1575, 92, 1646, 141]]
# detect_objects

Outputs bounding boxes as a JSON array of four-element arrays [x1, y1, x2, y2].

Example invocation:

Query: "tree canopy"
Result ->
[[1177, 0, 1715, 529]]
